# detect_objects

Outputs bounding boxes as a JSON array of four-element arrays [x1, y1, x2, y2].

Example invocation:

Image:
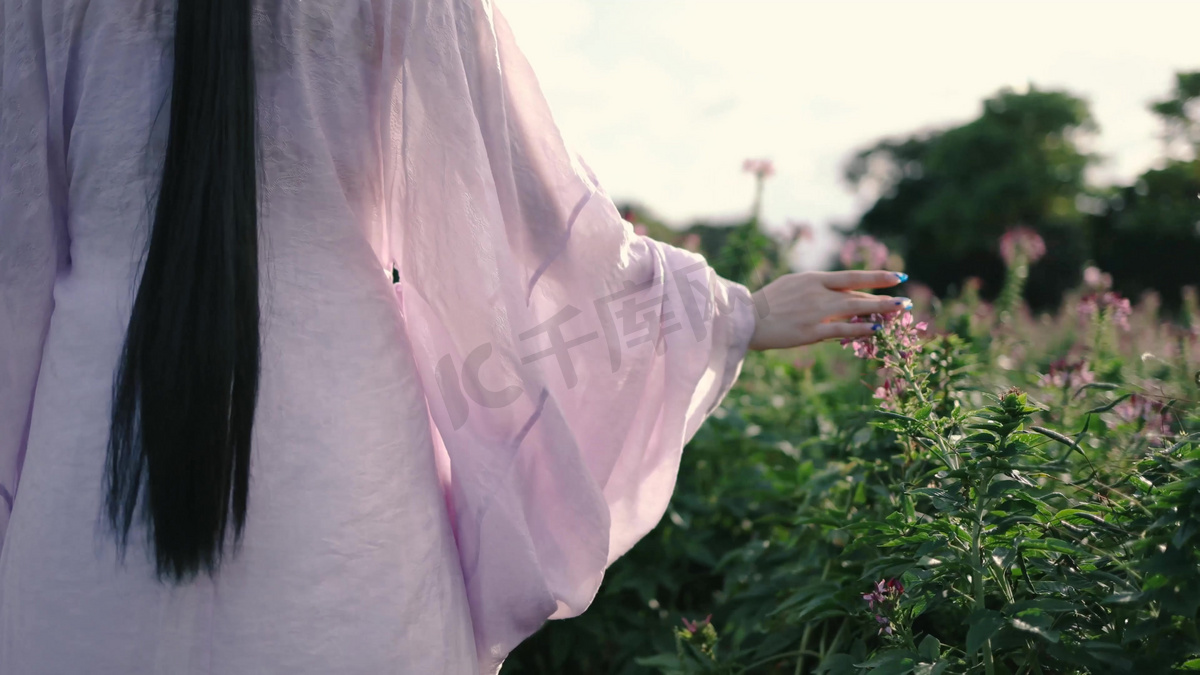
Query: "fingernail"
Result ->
[[872, 323, 882, 331], [894, 297, 913, 309], [894, 272, 908, 283]]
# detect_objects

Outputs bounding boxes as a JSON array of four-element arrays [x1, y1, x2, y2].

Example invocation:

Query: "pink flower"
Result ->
[[851, 339, 877, 360], [862, 579, 904, 635], [841, 314, 882, 359], [897, 312, 929, 348], [1083, 266, 1113, 291], [862, 579, 904, 607], [742, 158, 775, 179], [876, 615, 894, 636], [1000, 226, 1047, 267], [862, 584, 885, 609], [1079, 291, 1132, 331], [840, 235, 890, 270], [681, 614, 713, 634], [1109, 394, 1173, 439], [633, 224, 648, 237], [873, 378, 907, 411], [1038, 358, 1095, 390], [841, 311, 928, 362], [1111, 298, 1132, 331]]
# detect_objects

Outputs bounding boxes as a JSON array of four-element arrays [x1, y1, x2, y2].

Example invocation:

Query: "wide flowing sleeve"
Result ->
[[379, 0, 757, 670], [0, 0, 70, 554]]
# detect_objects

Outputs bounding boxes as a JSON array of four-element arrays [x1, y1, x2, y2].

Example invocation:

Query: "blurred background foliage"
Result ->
[[616, 72, 1200, 314]]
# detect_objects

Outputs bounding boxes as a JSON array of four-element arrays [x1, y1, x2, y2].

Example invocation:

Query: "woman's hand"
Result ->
[[747, 270, 910, 351]]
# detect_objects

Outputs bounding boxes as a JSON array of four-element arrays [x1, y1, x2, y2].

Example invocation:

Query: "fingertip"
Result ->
[[868, 271, 905, 288]]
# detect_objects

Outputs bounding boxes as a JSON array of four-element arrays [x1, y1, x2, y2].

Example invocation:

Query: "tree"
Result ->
[[1150, 71, 1200, 161], [843, 86, 1096, 310], [1088, 71, 1200, 313]]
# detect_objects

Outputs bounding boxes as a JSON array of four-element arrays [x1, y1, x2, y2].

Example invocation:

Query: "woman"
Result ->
[[0, 0, 906, 673]]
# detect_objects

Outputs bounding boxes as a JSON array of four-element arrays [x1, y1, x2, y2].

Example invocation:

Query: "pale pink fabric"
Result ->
[[0, 1, 756, 673]]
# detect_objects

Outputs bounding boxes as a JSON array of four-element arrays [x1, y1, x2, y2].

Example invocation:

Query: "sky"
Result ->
[[499, 0, 1200, 269]]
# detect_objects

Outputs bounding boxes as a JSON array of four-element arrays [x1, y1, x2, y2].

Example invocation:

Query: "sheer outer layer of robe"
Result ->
[[0, 1, 756, 672]]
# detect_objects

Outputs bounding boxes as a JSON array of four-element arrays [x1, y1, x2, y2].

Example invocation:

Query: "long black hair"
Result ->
[[105, 0, 262, 584]]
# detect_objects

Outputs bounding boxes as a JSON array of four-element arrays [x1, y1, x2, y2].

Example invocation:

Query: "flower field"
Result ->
[[505, 75, 1200, 671], [504, 230, 1200, 673]]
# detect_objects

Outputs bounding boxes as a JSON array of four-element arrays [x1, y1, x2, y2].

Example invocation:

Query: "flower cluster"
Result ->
[[843, 311, 929, 411], [742, 158, 776, 179], [1037, 358, 1095, 391], [840, 235, 890, 270], [1110, 394, 1174, 441], [675, 614, 719, 660], [1083, 266, 1113, 291], [843, 314, 881, 360], [889, 311, 929, 360], [862, 579, 905, 636], [1079, 291, 1133, 331], [999, 226, 1047, 267], [681, 614, 712, 634], [843, 311, 928, 362], [873, 377, 908, 411]]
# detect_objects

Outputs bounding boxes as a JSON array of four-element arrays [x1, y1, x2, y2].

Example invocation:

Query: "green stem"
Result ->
[[971, 469, 996, 675], [820, 619, 849, 664], [897, 358, 931, 408], [751, 177, 765, 224], [738, 650, 823, 675], [794, 558, 834, 675]]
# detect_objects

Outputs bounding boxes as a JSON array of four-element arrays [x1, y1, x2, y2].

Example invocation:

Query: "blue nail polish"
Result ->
[[894, 272, 909, 283], [872, 323, 882, 331], [895, 297, 913, 309]]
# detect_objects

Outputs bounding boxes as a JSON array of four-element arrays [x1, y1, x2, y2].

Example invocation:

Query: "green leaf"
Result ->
[[877, 411, 921, 423], [1004, 598, 1084, 615], [1129, 474, 1154, 492], [1086, 393, 1132, 414], [634, 654, 686, 670], [854, 650, 916, 675], [1073, 382, 1120, 395], [966, 610, 1005, 655], [986, 479, 1024, 498], [912, 663, 952, 675], [1019, 537, 1088, 556], [815, 654, 857, 675], [990, 515, 1041, 535], [918, 635, 941, 661], [910, 487, 964, 511], [1029, 425, 1077, 448], [1010, 616, 1060, 643], [1102, 591, 1144, 605], [964, 432, 999, 444]]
